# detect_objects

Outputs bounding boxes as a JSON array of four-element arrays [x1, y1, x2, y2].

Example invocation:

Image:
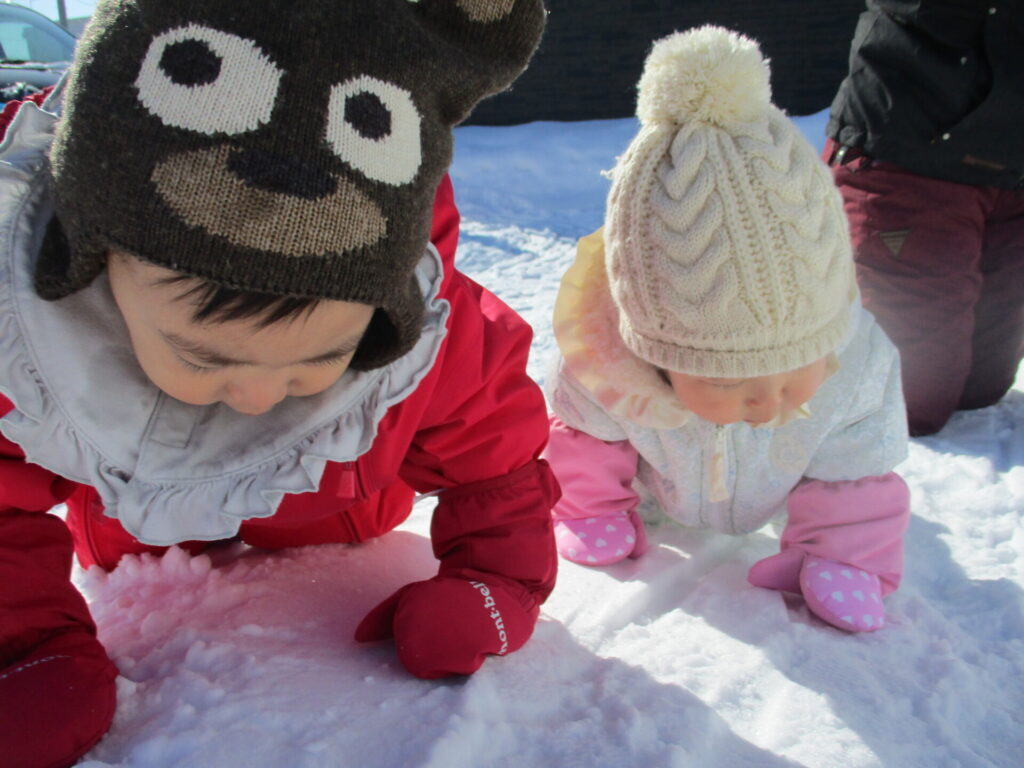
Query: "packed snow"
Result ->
[[71, 112, 1024, 767]]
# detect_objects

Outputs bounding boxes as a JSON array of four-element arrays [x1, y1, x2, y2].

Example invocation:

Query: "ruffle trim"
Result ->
[[0, 101, 449, 545]]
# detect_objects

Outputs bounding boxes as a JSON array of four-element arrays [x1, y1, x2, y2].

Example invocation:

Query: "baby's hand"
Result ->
[[554, 509, 647, 566], [747, 548, 805, 594], [748, 551, 887, 632], [354, 576, 537, 678]]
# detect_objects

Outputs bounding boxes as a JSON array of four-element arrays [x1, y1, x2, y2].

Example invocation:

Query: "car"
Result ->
[[0, 2, 76, 105]]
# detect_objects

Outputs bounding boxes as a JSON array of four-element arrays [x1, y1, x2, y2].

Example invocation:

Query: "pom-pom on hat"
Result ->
[[636, 23, 771, 129], [604, 25, 856, 379], [40, 0, 546, 370]]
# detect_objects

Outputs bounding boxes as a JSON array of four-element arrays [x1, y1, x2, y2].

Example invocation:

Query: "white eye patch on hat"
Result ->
[[134, 24, 422, 186]]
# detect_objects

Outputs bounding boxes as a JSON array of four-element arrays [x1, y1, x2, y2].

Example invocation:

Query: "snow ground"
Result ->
[[74, 112, 1024, 768]]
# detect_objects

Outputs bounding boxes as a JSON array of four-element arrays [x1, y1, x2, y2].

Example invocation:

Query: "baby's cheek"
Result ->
[[789, 380, 821, 408], [712, 402, 744, 423], [688, 394, 739, 424], [140, 357, 220, 406], [159, 376, 220, 407], [290, 367, 348, 398]]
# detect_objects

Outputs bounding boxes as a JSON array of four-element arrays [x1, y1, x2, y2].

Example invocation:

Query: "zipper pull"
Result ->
[[708, 424, 731, 503], [337, 462, 357, 498]]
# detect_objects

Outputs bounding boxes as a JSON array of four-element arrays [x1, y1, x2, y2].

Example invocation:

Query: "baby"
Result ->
[[545, 27, 910, 633], [0, 2, 556, 766]]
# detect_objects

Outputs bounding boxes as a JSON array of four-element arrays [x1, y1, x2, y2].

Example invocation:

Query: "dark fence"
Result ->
[[468, 0, 865, 125]]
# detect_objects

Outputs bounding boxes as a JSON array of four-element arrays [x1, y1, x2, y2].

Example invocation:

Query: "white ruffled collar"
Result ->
[[0, 100, 449, 545]]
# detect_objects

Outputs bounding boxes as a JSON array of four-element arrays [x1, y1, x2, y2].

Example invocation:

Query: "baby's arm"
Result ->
[[355, 252, 558, 678], [748, 473, 910, 633], [1, 102, 118, 761], [749, 473, 911, 596], [0, 394, 83, 655], [0, 396, 79, 519], [547, 416, 640, 521], [749, 319, 911, 630], [542, 358, 648, 566], [544, 417, 647, 565], [0, 395, 118, 765]]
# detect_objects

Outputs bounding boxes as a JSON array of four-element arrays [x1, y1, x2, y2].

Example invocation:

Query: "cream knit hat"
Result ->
[[605, 26, 857, 378]]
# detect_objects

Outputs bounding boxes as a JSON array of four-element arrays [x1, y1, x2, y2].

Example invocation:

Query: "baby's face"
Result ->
[[107, 253, 374, 416], [666, 357, 830, 426]]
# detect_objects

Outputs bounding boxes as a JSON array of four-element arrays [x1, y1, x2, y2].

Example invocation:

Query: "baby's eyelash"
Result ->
[[308, 351, 355, 367], [178, 356, 219, 374], [177, 351, 354, 372]]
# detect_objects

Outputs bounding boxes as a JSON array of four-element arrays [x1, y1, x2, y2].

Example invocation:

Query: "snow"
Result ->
[[74, 111, 1023, 767]]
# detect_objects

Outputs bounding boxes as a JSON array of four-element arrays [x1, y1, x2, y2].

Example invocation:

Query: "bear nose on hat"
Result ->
[[227, 146, 337, 200]]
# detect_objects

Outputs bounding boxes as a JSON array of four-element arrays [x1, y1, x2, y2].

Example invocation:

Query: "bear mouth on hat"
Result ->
[[151, 144, 387, 257]]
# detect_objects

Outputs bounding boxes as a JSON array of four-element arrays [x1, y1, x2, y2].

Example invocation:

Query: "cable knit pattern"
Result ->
[[605, 26, 855, 378]]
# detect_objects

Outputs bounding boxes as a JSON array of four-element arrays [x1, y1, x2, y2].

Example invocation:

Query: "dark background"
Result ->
[[468, 0, 866, 125]]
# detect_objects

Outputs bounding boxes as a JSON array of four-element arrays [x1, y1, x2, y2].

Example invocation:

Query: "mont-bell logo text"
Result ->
[[469, 581, 509, 655]]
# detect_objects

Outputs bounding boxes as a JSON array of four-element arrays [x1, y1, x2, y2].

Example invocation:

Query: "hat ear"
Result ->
[[412, 0, 545, 125], [453, 0, 515, 22]]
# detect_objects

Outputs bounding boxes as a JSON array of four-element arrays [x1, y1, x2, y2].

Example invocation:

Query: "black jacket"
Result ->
[[827, 0, 1024, 188]]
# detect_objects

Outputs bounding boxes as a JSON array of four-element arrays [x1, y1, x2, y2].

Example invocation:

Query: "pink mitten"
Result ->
[[554, 509, 647, 566], [799, 555, 886, 632], [747, 548, 806, 594]]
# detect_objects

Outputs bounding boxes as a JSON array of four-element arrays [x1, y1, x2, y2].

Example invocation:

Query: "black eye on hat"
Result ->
[[158, 38, 222, 87], [344, 91, 391, 141]]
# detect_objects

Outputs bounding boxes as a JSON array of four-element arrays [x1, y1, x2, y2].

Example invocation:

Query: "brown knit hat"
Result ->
[[40, 0, 545, 369]]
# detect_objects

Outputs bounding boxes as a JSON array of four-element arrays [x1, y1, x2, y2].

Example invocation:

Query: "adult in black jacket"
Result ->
[[825, 0, 1024, 436]]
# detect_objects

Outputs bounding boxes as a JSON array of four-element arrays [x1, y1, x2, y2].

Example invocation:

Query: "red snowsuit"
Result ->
[[2, 173, 559, 583], [0, 93, 558, 767]]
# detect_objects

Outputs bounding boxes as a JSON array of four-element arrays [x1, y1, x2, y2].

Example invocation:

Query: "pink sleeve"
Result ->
[[780, 472, 911, 595], [542, 416, 639, 522]]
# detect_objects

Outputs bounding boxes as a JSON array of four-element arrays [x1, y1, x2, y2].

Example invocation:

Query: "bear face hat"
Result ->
[[41, 0, 546, 369]]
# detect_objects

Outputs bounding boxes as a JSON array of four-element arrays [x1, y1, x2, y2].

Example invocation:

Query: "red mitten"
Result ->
[[355, 576, 538, 679], [1, 629, 118, 768], [1, 510, 118, 768]]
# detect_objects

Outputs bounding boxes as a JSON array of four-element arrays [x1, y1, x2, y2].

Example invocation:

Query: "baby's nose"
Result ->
[[747, 388, 783, 410], [745, 388, 784, 422], [224, 378, 287, 415]]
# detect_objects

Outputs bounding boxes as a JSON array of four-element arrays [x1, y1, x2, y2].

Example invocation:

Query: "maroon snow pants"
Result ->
[[826, 140, 1024, 436]]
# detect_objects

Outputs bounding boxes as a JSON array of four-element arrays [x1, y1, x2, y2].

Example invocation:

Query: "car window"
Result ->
[[0, 13, 74, 63]]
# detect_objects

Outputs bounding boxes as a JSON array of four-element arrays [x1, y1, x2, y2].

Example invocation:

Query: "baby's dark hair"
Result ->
[[150, 263, 399, 371], [156, 273, 321, 329]]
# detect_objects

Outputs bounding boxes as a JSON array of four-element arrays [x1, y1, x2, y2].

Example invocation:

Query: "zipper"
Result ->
[[335, 460, 368, 501], [332, 461, 365, 542], [708, 424, 731, 503], [79, 485, 102, 566]]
